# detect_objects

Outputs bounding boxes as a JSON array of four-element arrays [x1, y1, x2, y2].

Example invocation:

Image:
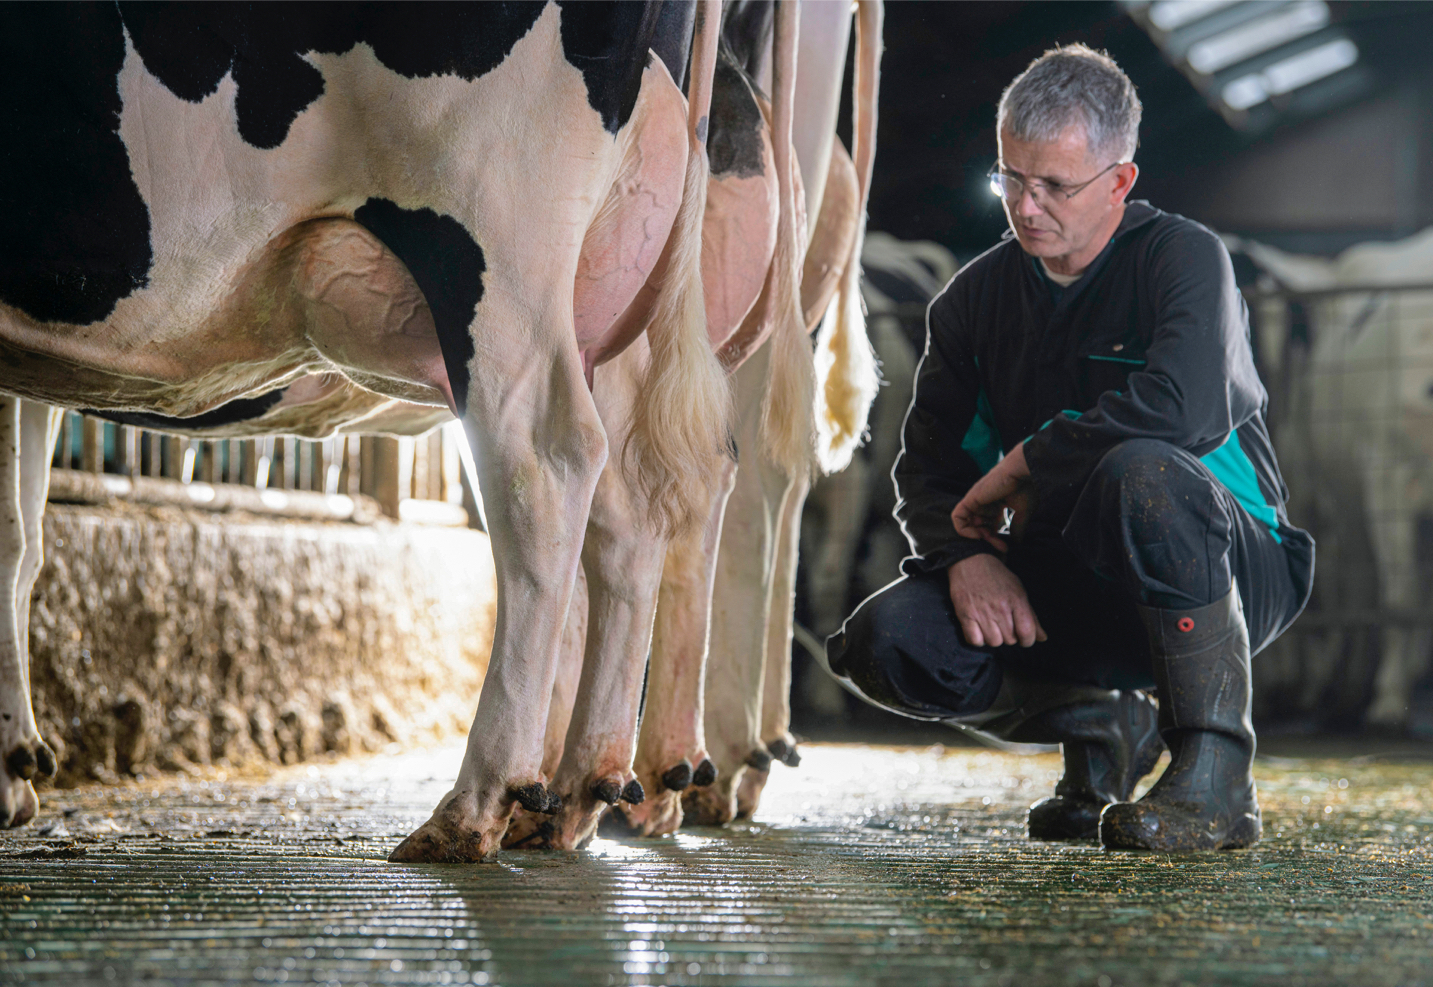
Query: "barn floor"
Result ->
[[2, 742, 1431, 987]]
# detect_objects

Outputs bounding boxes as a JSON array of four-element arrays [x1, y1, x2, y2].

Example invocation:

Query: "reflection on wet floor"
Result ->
[[2, 743, 1431, 986]]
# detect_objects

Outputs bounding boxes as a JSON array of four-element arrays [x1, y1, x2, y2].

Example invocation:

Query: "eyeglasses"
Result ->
[[988, 160, 1123, 205]]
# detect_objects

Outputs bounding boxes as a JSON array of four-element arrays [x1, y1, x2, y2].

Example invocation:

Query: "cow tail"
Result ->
[[758, 0, 818, 479], [627, 0, 731, 536], [812, 0, 883, 475]]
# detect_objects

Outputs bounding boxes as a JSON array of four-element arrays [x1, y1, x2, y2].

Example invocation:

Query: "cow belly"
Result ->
[[573, 59, 689, 367]]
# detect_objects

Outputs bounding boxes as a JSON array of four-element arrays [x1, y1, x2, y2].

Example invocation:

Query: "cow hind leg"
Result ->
[[502, 565, 589, 849], [615, 456, 735, 837], [0, 399, 59, 828], [389, 330, 607, 863], [736, 467, 809, 817], [683, 345, 792, 826], [534, 343, 676, 850]]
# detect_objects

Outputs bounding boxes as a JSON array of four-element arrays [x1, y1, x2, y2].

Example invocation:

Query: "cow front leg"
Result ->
[[390, 343, 607, 863], [616, 456, 735, 837], [0, 399, 60, 828]]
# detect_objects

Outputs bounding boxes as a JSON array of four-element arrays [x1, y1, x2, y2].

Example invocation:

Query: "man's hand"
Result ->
[[951, 442, 1034, 551], [947, 553, 1047, 648]]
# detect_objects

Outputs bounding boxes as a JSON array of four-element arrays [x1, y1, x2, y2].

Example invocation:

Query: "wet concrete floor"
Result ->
[[2, 742, 1431, 986]]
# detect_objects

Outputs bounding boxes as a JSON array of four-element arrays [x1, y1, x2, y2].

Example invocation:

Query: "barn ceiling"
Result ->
[[863, 1, 1433, 257]]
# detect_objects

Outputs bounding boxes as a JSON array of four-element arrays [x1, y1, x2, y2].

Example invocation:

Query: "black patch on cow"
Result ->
[[555, 1, 660, 133], [721, 0, 774, 87], [707, 51, 766, 179], [0, 3, 665, 327], [120, 4, 547, 149], [0, 4, 152, 325], [82, 389, 287, 432], [651, 1, 696, 93], [353, 199, 483, 417], [360, 3, 545, 82]]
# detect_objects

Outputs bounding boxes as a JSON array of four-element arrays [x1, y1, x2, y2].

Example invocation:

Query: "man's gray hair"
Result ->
[[998, 44, 1141, 163]]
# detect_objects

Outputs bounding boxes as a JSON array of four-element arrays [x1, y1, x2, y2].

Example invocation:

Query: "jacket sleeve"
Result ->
[[1022, 223, 1266, 516], [892, 285, 1001, 575]]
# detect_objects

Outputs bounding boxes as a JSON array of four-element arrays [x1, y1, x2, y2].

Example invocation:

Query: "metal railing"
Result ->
[[50, 413, 479, 527]]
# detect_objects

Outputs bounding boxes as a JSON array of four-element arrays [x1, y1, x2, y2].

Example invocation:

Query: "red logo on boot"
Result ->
[[1177, 617, 1195, 632]]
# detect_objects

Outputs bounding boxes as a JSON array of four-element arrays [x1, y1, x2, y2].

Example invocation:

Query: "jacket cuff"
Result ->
[[900, 537, 997, 576]]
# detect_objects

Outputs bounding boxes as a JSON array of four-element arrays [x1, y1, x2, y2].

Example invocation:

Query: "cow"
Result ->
[[498, 0, 884, 847], [1, 2, 738, 860], [618, 0, 884, 832], [1237, 232, 1433, 733]]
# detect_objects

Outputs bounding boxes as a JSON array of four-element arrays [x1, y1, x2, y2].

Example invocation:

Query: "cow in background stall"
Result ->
[[1236, 231, 1433, 734], [1, 3, 734, 859], [793, 232, 958, 727]]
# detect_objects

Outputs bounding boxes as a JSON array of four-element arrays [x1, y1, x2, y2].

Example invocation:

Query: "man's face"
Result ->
[[996, 124, 1135, 272]]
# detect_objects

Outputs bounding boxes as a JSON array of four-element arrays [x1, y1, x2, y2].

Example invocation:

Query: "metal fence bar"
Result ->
[[46, 412, 466, 525]]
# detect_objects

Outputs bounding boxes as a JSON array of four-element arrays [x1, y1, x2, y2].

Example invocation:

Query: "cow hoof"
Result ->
[[611, 789, 685, 836], [681, 783, 735, 826], [508, 782, 561, 815], [766, 737, 801, 768], [5, 738, 56, 783], [736, 764, 769, 818], [502, 809, 556, 849], [592, 778, 623, 806], [692, 758, 718, 787], [620, 779, 645, 805], [661, 761, 694, 792], [744, 747, 773, 771], [389, 820, 495, 863], [0, 779, 39, 830]]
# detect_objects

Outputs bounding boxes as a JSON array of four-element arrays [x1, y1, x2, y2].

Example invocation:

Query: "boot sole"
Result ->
[[1101, 809, 1261, 852]]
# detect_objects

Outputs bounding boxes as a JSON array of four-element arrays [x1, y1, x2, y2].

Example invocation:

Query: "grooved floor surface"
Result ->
[[2, 743, 1431, 986]]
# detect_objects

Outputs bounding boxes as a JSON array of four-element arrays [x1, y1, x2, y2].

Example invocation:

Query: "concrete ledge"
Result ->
[[28, 502, 496, 785]]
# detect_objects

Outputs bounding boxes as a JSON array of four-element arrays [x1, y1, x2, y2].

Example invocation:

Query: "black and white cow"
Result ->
[[1, 2, 737, 860]]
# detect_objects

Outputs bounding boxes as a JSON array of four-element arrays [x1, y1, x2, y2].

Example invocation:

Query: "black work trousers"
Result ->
[[826, 439, 1308, 720]]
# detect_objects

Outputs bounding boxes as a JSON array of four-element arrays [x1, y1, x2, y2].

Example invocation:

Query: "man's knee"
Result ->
[[1068, 439, 1234, 607], [1084, 439, 1222, 534], [1091, 438, 1185, 488], [826, 575, 1000, 720], [826, 578, 928, 704]]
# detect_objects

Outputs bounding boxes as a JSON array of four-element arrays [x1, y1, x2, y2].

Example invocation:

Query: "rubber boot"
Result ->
[[949, 677, 1163, 841], [1100, 587, 1261, 851], [1022, 691, 1163, 841]]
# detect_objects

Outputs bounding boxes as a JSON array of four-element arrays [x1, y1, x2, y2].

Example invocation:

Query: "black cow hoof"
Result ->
[[661, 762, 694, 791]]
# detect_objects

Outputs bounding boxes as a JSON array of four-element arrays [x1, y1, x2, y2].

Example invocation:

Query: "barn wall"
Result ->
[[28, 503, 496, 785]]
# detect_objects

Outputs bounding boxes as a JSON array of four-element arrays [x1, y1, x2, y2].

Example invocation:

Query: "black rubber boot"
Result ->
[[1100, 588, 1262, 852], [948, 677, 1164, 841], [1021, 690, 1163, 841]]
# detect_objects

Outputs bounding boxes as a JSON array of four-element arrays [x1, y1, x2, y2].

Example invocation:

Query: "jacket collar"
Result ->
[[1013, 199, 1162, 302]]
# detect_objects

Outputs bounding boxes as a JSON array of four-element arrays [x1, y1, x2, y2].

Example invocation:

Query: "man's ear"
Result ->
[[1112, 162, 1139, 204]]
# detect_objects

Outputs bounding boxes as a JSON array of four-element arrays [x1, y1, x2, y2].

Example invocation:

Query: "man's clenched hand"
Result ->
[[947, 553, 1048, 648], [951, 442, 1034, 551]]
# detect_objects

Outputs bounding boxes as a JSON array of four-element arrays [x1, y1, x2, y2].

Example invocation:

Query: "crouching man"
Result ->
[[825, 44, 1313, 851]]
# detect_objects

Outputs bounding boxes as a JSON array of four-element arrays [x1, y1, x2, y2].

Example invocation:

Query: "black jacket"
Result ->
[[893, 201, 1314, 583]]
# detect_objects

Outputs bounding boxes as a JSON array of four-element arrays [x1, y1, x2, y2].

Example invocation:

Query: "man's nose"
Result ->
[[1014, 185, 1045, 218]]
